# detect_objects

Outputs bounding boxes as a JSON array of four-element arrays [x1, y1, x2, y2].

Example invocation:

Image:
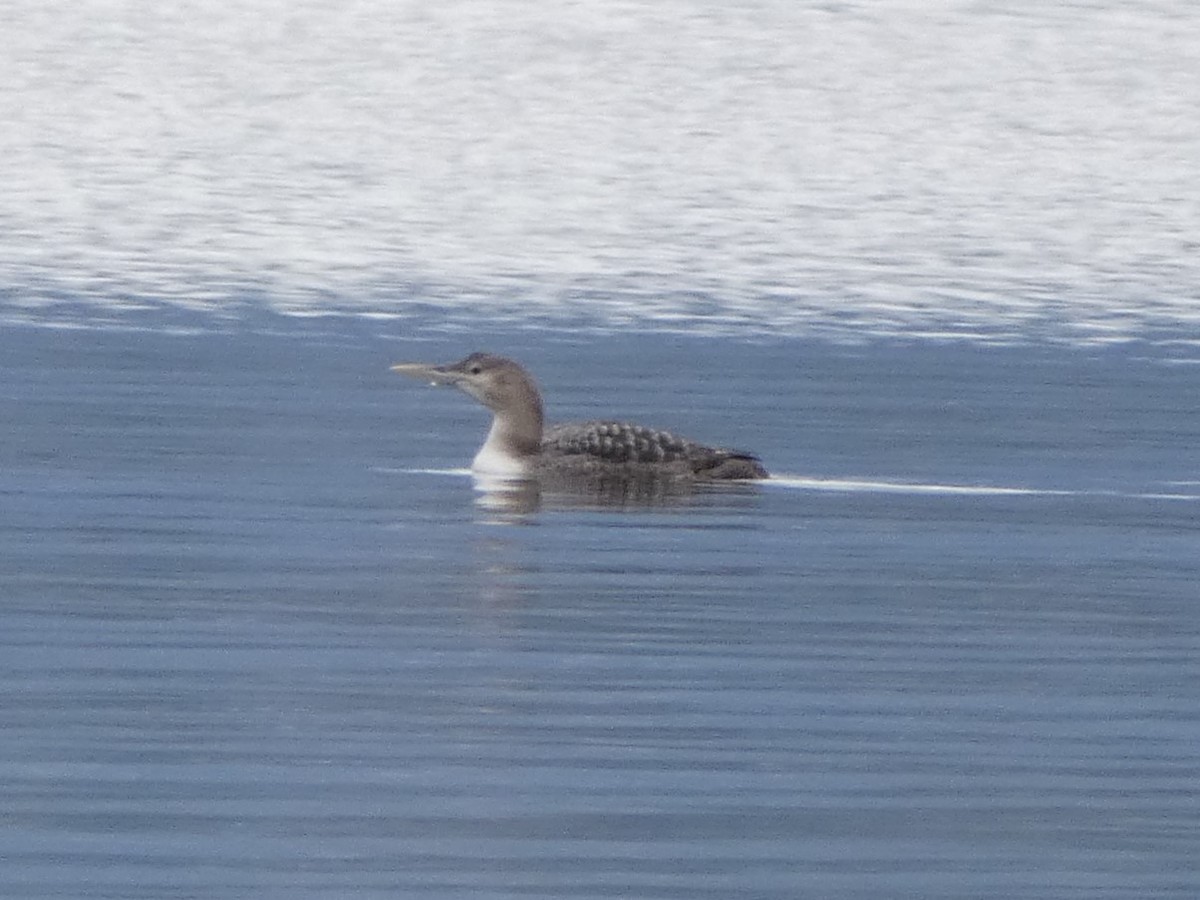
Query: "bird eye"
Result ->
[[469, 365, 482, 375]]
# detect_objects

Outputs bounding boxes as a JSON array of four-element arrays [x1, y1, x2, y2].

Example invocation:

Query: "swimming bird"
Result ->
[[390, 353, 768, 481]]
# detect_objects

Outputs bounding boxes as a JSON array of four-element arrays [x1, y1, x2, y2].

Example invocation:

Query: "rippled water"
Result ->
[[3, 0, 1199, 340], [3, 1, 1200, 896], [3, 326, 1200, 898]]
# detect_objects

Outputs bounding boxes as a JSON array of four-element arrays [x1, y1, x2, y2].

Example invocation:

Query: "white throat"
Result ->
[[471, 418, 533, 477]]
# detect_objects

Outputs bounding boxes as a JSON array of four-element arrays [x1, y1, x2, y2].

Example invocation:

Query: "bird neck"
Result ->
[[472, 388, 544, 475]]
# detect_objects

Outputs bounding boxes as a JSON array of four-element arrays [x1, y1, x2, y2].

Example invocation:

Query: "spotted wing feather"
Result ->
[[543, 421, 767, 478]]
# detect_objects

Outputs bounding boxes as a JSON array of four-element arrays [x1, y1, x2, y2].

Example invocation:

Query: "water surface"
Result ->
[[3, 327, 1199, 898], [3, 1, 1199, 895], [3, 0, 1199, 341]]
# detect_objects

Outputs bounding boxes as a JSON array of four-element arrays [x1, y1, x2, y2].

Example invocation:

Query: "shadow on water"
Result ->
[[470, 471, 768, 520]]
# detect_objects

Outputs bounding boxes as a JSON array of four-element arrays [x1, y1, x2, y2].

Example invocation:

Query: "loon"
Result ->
[[390, 353, 769, 481]]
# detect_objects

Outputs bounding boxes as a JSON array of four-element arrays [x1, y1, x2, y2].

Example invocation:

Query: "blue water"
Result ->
[[4, 0, 1200, 896], [3, 325, 1199, 899]]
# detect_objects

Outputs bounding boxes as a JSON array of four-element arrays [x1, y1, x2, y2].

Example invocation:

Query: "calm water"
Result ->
[[3, 326, 1199, 899], [4, 0, 1200, 897]]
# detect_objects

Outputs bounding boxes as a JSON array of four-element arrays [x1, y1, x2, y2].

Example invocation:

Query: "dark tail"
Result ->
[[694, 450, 769, 480]]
